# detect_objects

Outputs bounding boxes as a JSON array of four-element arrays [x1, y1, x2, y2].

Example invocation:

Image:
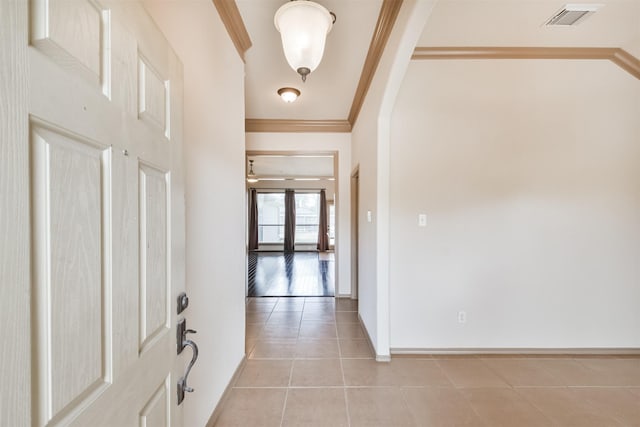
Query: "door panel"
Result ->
[[31, 0, 107, 89], [0, 1, 185, 425], [138, 56, 169, 134], [31, 125, 112, 425], [140, 378, 170, 427]]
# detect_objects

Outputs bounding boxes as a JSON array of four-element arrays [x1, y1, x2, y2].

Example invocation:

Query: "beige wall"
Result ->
[[144, 2, 247, 425], [249, 179, 336, 198], [351, 0, 436, 359], [625, 35, 640, 58], [389, 58, 640, 349]]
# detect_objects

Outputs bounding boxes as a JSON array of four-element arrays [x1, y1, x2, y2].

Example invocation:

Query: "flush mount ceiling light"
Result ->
[[247, 159, 259, 183], [274, 0, 336, 82], [277, 87, 301, 102]]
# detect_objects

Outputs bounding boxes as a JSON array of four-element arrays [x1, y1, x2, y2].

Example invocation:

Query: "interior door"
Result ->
[[1, 1, 186, 426]]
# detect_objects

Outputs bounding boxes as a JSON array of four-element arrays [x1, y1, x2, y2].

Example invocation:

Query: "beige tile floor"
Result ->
[[213, 297, 640, 427]]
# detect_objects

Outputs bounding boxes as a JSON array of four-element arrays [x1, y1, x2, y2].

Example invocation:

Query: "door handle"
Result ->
[[177, 319, 199, 405]]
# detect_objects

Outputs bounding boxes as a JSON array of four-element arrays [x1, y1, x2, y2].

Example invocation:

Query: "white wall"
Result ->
[[144, 2, 246, 426], [350, 0, 435, 359], [390, 59, 640, 350], [246, 132, 351, 296], [250, 179, 336, 197]]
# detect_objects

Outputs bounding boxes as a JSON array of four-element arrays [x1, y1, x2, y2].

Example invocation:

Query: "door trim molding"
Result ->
[[245, 119, 351, 133], [411, 46, 640, 80]]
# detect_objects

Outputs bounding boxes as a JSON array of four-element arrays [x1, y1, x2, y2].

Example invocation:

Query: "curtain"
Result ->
[[248, 189, 259, 251], [317, 189, 329, 251], [284, 189, 296, 252]]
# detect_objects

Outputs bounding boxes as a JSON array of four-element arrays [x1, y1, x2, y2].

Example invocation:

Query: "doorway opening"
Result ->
[[246, 152, 338, 297]]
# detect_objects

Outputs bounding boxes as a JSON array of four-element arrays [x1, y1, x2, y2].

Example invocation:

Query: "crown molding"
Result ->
[[212, 0, 252, 62], [348, 0, 404, 127], [242, 0, 404, 133], [412, 46, 640, 80], [412, 46, 615, 60], [611, 49, 640, 80], [245, 119, 352, 133]]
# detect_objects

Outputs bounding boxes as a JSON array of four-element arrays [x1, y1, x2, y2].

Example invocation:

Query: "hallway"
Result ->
[[211, 297, 640, 426]]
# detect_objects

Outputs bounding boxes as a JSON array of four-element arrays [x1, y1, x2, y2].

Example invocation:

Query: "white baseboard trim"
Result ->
[[205, 355, 247, 427], [358, 313, 391, 362], [335, 294, 358, 300], [391, 347, 640, 356]]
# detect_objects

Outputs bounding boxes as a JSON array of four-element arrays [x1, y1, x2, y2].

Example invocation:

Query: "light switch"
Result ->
[[418, 214, 427, 227], [367, 210, 372, 223]]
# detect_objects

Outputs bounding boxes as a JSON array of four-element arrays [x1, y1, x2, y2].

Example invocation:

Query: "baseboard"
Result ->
[[205, 356, 247, 427], [391, 347, 640, 356], [336, 294, 352, 299], [357, 314, 391, 362]]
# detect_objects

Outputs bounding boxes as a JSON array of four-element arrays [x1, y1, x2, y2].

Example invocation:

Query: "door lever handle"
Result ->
[[176, 319, 199, 405], [177, 338, 199, 405]]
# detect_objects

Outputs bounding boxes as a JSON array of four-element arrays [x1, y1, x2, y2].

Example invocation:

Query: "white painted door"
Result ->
[[1, 1, 186, 426]]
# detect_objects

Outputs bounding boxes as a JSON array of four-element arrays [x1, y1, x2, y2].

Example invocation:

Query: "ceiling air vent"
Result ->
[[545, 4, 602, 26]]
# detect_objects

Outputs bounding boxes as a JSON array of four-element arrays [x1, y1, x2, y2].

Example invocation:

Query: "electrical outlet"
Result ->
[[457, 311, 467, 324], [418, 213, 427, 227]]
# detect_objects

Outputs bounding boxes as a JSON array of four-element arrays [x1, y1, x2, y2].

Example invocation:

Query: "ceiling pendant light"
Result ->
[[274, 0, 335, 82], [247, 159, 259, 183], [277, 87, 301, 103]]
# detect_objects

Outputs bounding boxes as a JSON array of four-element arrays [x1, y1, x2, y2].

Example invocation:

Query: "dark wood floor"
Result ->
[[247, 252, 335, 297]]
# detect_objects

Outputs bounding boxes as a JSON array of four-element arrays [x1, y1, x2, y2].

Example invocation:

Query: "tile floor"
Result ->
[[213, 297, 640, 426]]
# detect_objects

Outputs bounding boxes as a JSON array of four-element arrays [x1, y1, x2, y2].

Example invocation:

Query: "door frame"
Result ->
[[350, 166, 359, 300], [245, 150, 339, 295]]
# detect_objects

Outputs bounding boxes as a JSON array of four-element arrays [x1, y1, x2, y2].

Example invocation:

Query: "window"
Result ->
[[295, 193, 320, 244], [257, 193, 284, 243], [256, 191, 322, 245]]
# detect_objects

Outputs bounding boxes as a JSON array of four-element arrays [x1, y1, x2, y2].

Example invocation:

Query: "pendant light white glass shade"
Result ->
[[274, 1, 333, 81]]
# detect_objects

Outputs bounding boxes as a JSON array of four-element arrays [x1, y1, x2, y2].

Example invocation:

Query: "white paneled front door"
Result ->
[[1, 1, 186, 426]]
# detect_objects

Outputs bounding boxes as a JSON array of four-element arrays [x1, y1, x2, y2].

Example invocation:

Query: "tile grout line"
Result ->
[[335, 301, 352, 427], [433, 358, 488, 425], [280, 330, 296, 427], [513, 386, 565, 427], [278, 296, 306, 427], [476, 357, 517, 389]]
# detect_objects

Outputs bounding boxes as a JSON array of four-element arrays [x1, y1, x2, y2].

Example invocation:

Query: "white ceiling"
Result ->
[[236, 0, 383, 120], [237, 0, 639, 178], [248, 155, 334, 178], [419, 0, 640, 52], [236, 0, 639, 123]]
